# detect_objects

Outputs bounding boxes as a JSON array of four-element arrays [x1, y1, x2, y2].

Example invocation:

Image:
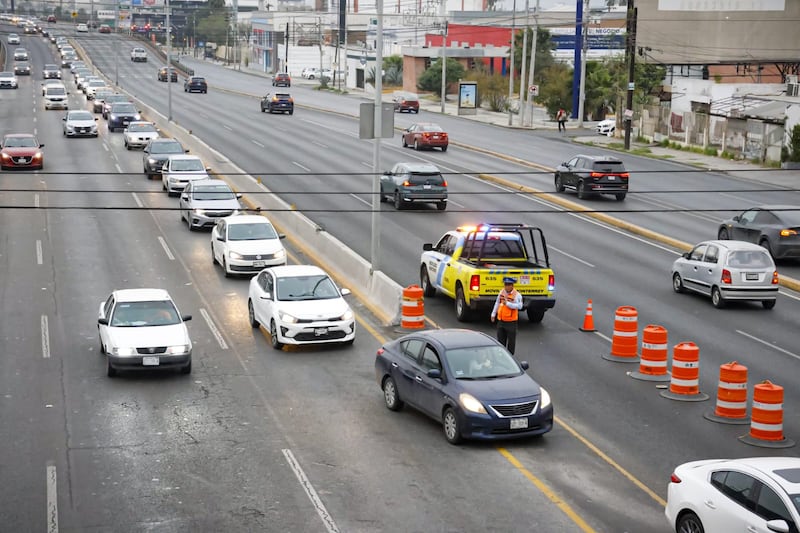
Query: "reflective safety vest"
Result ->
[[497, 290, 519, 322]]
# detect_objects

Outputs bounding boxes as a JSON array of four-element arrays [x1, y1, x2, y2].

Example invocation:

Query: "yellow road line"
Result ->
[[497, 447, 598, 533]]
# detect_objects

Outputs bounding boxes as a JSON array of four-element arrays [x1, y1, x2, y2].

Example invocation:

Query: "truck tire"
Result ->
[[527, 308, 545, 323], [420, 266, 436, 297], [455, 285, 472, 322]]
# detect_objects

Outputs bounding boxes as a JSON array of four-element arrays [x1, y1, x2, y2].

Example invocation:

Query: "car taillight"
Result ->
[[670, 473, 681, 483], [442, 133, 448, 138], [721, 269, 732, 284], [772, 271, 779, 284], [619, 172, 629, 179], [402, 180, 411, 186], [589, 172, 604, 178], [548, 274, 555, 291], [441, 180, 448, 187], [376, 348, 384, 357], [469, 275, 480, 292], [422, 133, 431, 139], [780, 229, 797, 237]]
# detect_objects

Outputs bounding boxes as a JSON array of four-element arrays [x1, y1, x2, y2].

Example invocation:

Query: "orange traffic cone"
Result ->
[[579, 299, 596, 332]]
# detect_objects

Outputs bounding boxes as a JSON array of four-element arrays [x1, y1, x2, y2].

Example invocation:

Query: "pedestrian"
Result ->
[[557, 108, 567, 132], [490, 277, 524, 355]]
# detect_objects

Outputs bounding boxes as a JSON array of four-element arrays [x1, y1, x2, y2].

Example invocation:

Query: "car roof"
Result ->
[[396, 162, 441, 173], [400, 328, 498, 350], [698, 240, 773, 252], [167, 154, 202, 161], [725, 457, 800, 491], [576, 154, 624, 163], [189, 178, 229, 187], [225, 215, 273, 225], [112, 288, 172, 302], [269, 265, 326, 278]]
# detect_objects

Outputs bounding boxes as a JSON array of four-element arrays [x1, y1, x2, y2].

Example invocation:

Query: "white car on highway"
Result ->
[[123, 121, 159, 150], [211, 215, 286, 276], [62, 110, 98, 137], [97, 288, 193, 376], [161, 155, 210, 196], [247, 265, 355, 349], [84, 79, 107, 99]]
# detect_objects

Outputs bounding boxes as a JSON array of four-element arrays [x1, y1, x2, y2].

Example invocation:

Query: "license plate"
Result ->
[[314, 328, 328, 336], [746, 273, 759, 280], [423, 184, 432, 189], [607, 175, 616, 180], [518, 275, 530, 285], [432, 135, 440, 139], [253, 261, 266, 268], [18, 158, 28, 163], [510, 417, 528, 430], [142, 356, 160, 366]]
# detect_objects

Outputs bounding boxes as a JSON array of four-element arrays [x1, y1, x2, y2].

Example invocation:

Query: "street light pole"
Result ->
[[166, 0, 172, 121], [440, 17, 447, 114], [507, 0, 516, 126], [370, 0, 384, 273], [114, 0, 119, 85], [577, 0, 588, 128], [519, 0, 529, 127], [525, 0, 539, 127]]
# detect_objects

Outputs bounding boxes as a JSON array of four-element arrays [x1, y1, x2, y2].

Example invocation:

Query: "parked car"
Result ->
[[671, 239, 779, 309], [272, 72, 291, 87], [183, 76, 207, 93], [665, 457, 800, 533], [122, 121, 159, 150], [380, 162, 448, 211], [97, 288, 192, 376], [718, 205, 800, 260], [158, 66, 178, 82], [596, 118, 616, 135], [107, 102, 141, 132], [62, 110, 99, 137], [179, 179, 242, 230], [260, 93, 294, 114], [301, 67, 320, 79], [393, 92, 420, 113], [211, 215, 287, 277], [375, 329, 553, 444], [1, 133, 45, 170], [554, 154, 629, 201], [247, 264, 355, 349], [161, 155, 210, 196], [401, 123, 449, 151]]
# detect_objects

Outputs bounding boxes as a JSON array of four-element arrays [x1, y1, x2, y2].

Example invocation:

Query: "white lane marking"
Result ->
[[349, 193, 371, 206], [115, 163, 122, 173], [780, 290, 800, 301], [41, 315, 50, 359], [157, 236, 175, 260], [447, 199, 465, 208], [312, 140, 328, 149], [737, 330, 800, 362], [360, 161, 372, 168], [46, 462, 58, 533], [36, 240, 43, 265], [549, 245, 594, 267], [34, 194, 40, 208], [131, 192, 144, 208], [199, 308, 228, 350], [199, 113, 209, 119], [720, 192, 756, 203], [282, 449, 339, 533], [636, 195, 720, 224], [293, 161, 311, 172], [102, 143, 109, 152], [252, 139, 265, 148], [223, 124, 233, 131]]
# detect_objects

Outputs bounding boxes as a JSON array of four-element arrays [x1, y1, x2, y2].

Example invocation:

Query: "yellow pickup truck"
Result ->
[[420, 223, 556, 322]]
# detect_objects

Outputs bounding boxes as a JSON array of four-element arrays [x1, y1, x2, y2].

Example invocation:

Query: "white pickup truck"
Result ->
[[130, 47, 147, 62]]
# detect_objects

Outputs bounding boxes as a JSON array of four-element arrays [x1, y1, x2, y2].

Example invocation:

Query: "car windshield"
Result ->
[[112, 104, 136, 114], [69, 111, 93, 120], [150, 141, 184, 154], [128, 123, 156, 133], [44, 64, 58, 70], [171, 159, 204, 172], [276, 275, 339, 301], [0, 73, 13, 79], [4, 137, 37, 148], [89, 81, 105, 87], [191, 78, 205, 82], [110, 301, 180, 327], [445, 345, 522, 379], [48, 87, 66, 95], [726, 250, 772, 268], [462, 234, 525, 260], [790, 494, 800, 515], [105, 96, 129, 105], [193, 184, 234, 200], [228, 223, 278, 241]]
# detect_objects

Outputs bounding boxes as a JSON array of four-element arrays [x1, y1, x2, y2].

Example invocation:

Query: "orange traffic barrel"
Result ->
[[602, 306, 640, 363], [401, 285, 425, 329], [630, 325, 671, 382], [704, 362, 750, 425], [660, 342, 709, 402], [739, 381, 795, 448]]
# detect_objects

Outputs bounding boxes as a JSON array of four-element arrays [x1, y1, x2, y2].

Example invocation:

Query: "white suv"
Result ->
[[131, 47, 147, 62], [43, 83, 69, 110], [211, 215, 287, 277]]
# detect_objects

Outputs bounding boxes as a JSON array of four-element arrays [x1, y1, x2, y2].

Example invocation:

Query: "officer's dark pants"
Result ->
[[496, 320, 518, 354]]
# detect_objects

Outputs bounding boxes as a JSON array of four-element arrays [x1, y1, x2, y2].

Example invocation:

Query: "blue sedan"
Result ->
[[375, 329, 553, 444]]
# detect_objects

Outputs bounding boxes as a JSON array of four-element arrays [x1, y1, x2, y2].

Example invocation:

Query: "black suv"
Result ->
[[260, 93, 294, 114], [554, 155, 629, 201], [142, 138, 187, 179], [184, 76, 207, 93], [158, 67, 178, 82]]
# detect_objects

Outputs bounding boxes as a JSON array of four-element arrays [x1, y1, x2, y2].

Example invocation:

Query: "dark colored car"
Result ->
[[14, 61, 31, 75], [48, 15, 57, 23], [158, 67, 178, 82], [554, 154, 629, 201], [1, 134, 45, 170], [102, 94, 132, 118], [107, 102, 141, 132], [401, 122, 448, 151], [183, 76, 207, 93], [393, 92, 419, 113], [375, 329, 553, 444], [272, 73, 291, 87], [718, 205, 800, 260], [380, 161, 448, 211], [142, 138, 187, 179], [91, 89, 114, 113], [42, 64, 62, 79], [260, 93, 294, 114]]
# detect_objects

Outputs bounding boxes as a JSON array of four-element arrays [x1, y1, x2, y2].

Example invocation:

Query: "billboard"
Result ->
[[550, 27, 625, 51], [131, 0, 166, 6], [97, 10, 115, 19]]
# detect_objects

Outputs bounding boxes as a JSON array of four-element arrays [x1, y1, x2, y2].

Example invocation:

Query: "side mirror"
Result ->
[[278, 234, 286, 240], [732, 215, 740, 222], [427, 368, 442, 380], [98, 317, 109, 325], [340, 288, 351, 296], [383, 171, 391, 176], [184, 149, 190, 153], [235, 193, 242, 199], [260, 292, 271, 300], [216, 236, 225, 241], [62, 117, 66, 121], [94, 118, 98, 121], [180, 193, 188, 200], [181, 314, 192, 322], [520, 361, 530, 370], [39, 144, 45, 148], [205, 167, 212, 172], [682, 252, 691, 259]]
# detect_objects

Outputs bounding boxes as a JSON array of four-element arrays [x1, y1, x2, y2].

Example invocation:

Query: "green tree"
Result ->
[[197, 14, 228, 48], [416, 58, 466, 94], [537, 63, 573, 118], [384, 55, 403, 72], [512, 27, 556, 85], [782, 124, 800, 163]]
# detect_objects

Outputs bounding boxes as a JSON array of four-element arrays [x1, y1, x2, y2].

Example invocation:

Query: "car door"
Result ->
[[680, 243, 709, 294], [212, 220, 226, 263], [697, 244, 721, 294], [704, 470, 761, 533], [251, 270, 276, 326], [730, 209, 759, 242], [413, 343, 446, 418], [180, 182, 193, 217], [424, 234, 454, 296], [749, 480, 799, 533], [392, 338, 424, 406], [403, 124, 417, 145], [437, 235, 459, 298], [562, 156, 580, 188]]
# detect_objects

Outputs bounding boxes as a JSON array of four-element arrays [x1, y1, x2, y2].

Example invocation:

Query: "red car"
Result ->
[[272, 73, 291, 87], [1, 133, 45, 170], [98, 25, 112, 34], [401, 123, 449, 152], [393, 92, 419, 113]]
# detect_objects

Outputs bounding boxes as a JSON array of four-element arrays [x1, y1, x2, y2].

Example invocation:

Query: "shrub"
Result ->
[[781, 124, 800, 162]]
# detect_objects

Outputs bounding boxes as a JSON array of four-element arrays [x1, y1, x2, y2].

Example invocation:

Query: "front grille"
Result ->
[[241, 252, 279, 261], [294, 330, 347, 341], [491, 423, 545, 435], [295, 316, 343, 324], [491, 401, 537, 417], [136, 347, 167, 355], [203, 210, 233, 218]]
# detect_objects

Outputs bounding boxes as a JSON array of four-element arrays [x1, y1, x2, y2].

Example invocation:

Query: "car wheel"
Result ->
[[577, 180, 588, 199], [402, 136, 408, 148], [672, 273, 685, 293], [379, 189, 387, 203], [269, 320, 284, 350], [382, 376, 404, 411], [615, 193, 626, 201], [711, 286, 725, 308], [437, 201, 447, 211], [717, 227, 729, 240], [414, 139, 421, 151], [106, 358, 117, 378], [442, 408, 463, 445], [420, 266, 436, 297], [98, 337, 104, 355], [759, 238, 774, 258], [676, 511, 704, 533], [124, 140, 130, 150], [763, 299, 776, 310], [441, 145, 448, 152], [555, 173, 565, 192], [211, 243, 217, 264], [248, 300, 260, 328], [222, 257, 231, 278], [393, 191, 404, 210], [289, 110, 293, 115], [527, 308, 545, 323], [455, 285, 472, 322], [180, 360, 192, 374]]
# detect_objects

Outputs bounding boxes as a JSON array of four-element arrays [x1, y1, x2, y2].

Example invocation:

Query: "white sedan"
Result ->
[[97, 288, 193, 376], [247, 265, 355, 349], [666, 457, 800, 533], [161, 155, 210, 196], [212, 215, 287, 277], [62, 110, 99, 137], [596, 118, 616, 136], [123, 121, 159, 150]]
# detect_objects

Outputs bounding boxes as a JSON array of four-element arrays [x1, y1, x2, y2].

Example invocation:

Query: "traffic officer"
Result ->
[[490, 277, 524, 355]]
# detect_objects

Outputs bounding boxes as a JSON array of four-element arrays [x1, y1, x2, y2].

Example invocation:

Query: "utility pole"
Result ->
[[114, 0, 119, 85], [571, 0, 582, 119], [233, 0, 239, 69], [577, 0, 588, 128], [507, 0, 516, 126], [440, 12, 447, 114], [343, 0, 349, 91], [524, 0, 539, 127], [166, 0, 172, 121], [284, 21, 289, 73], [318, 17, 323, 83], [624, 0, 637, 150], [519, 0, 529, 127], [370, 0, 384, 273]]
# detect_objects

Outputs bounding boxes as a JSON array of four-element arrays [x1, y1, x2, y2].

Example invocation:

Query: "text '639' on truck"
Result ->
[[420, 223, 556, 322]]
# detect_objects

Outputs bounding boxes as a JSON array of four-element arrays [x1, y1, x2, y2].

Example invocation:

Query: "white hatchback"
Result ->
[[211, 215, 286, 276], [161, 154, 210, 196], [247, 265, 355, 349]]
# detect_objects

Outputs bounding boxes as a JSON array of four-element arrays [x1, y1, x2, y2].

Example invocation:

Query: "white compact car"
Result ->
[[123, 121, 159, 150], [84, 79, 107, 99], [211, 215, 286, 276], [62, 110, 98, 137], [596, 118, 616, 136], [43, 83, 69, 110], [161, 155, 210, 196], [97, 288, 193, 376], [666, 457, 800, 533], [247, 265, 355, 349]]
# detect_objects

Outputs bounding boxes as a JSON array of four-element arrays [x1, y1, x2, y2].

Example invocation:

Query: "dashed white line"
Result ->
[[199, 308, 228, 350], [131, 192, 144, 208], [36, 240, 43, 265], [292, 161, 311, 172], [349, 193, 372, 206], [41, 315, 50, 359], [102, 143, 109, 152], [447, 199, 466, 208], [312, 141, 328, 149], [223, 124, 233, 131], [46, 462, 58, 533], [360, 161, 372, 168], [282, 449, 339, 533], [251, 139, 265, 148], [548, 245, 595, 267], [115, 163, 122, 173], [737, 330, 800, 362], [157, 236, 175, 260], [34, 193, 40, 208]]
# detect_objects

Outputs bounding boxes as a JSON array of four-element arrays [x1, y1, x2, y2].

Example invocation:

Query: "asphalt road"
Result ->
[[2, 25, 800, 533]]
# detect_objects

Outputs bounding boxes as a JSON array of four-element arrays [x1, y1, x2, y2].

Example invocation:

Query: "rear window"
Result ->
[[727, 250, 772, 268], [408, 172, 444, 186], [592, 160, 626, 172], [462, 237, 525, 260]]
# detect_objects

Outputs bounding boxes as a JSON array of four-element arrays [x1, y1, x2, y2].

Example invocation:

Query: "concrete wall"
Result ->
[[670, 79, 786, 115]]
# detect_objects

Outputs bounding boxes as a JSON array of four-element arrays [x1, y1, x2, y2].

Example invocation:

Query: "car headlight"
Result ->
[[134, 114, 141, 120], [111, 347, 136, 356], [278, 311, 298, 324], [539, 387, 551, 409], [228, 251, 244, 260], [66, 125, 75, 132], [147, 158, 158, 166], [166, 344, 190, 355], [274, 249, 286, 258], [33, 152, 43, 160], [339, 309, 354, 321], [109, 114, 117, 121], [192, 209, 206, 216], [459, 393, 487, 414]]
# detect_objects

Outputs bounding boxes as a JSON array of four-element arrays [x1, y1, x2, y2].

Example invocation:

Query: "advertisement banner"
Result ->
[[458, 82, 477, 116], [551, 27, 625, 51]]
